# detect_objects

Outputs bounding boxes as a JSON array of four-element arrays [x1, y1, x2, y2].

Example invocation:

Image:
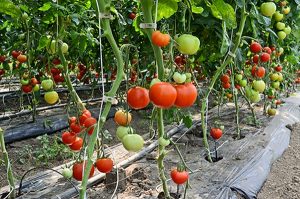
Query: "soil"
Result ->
[[257, 122, 300, 199]]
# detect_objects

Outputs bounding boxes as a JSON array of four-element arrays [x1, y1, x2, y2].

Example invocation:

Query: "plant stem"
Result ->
[[140, 0, 170, 197], [0, 128, 15, 199], [79, 1, 125, 198], [58, 46, 85, 112], [240, 88, 258, 126], [201, 5, 248, 162], [231, 66, 240, 139]]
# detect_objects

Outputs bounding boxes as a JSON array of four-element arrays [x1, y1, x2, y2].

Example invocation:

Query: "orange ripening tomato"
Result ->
[[174, 83, 197, 108], [127, 87, 150, 110], [114, 110, 132, 126], [17, 54, 27, 63], [149, 82, 177, 108], [151, 31, 170, 47], [220, 74, 230, 83]]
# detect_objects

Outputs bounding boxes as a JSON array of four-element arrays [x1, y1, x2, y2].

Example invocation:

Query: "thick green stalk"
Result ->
[[140, 0, 170, 197], [0, 128, 15, 199], [79, 0, 124, 198], [201, 6, 248, 162]]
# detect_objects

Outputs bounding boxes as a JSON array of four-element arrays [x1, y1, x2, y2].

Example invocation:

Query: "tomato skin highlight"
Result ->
[[127, 87, 150, 110], [174, 83, 197, 108], [72, 162, 95, 181], [96, 158, 113, 173], [170, 169, 189, 185], [149, 82, 177, 109]]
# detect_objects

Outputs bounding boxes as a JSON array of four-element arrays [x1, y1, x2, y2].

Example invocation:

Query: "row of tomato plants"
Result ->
[[0, 0, 300, 198]]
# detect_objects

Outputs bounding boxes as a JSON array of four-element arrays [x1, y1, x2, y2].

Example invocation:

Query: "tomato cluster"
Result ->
[[149, 81, 197, 109], [114, 110, 144, 152], [50, 59, 65, 84]]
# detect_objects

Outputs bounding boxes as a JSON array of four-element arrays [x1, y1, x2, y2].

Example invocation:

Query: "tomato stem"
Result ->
[[79, 0, 125, 198], [0, 128, 16, 199], [201, 4, 248, 162], [140, 0, 170, 197]]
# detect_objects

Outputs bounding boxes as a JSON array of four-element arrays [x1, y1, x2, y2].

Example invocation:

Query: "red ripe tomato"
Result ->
[[270, 45, 276, 52], [226, 69, 232, 76], [53, 74, 62, 83], [52, 58, 61, 65], [17, 54, 27, 63], [30, 78, 39, 86], [0, 55, 6, 62], [274, 65, 282, 72], [0, 69, 5, 76], [72, 162, 95, 181], [69, 116, 77, 124], [151, 31, 170, 47], [174, 83, 197, 108], [222, 82, 231, 89], [252, 54, 259, 64], [69, 137, 83, 151], [256, 66, 266, 78], [170, 169, 189, 185], [149, 82, 177, 109], [210, 128, 223, 140], [51, 68, 61, 75], [251, 65, 257, 77], [84, 117, 97, 128], [11, 50, 21, 59], [61, 131, 76, 145], [263, 47, 272, 54], [220, 74, 230, 83], [96, 158, 113, 173], [128, 12, 136, 20], [70, 122, 82, 134], [250, 42, 262, 53], [127, 87, 150, 110], [22, 85, 32, 93], [79, 113, 91, 126], [260, 53, 270, 62], [235, 84, 241, 90]]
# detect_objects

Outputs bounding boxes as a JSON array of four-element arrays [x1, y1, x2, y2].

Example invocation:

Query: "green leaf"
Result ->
[[38, 2, 52, 12], [0, 0, 22, 18], [38, 35, 51, 50], [220, 21, 230, 55], [183, 114, 193, 128], [156, 0, 180, 21], [209, 0, 237, 29], [192, 5, 204, 14]]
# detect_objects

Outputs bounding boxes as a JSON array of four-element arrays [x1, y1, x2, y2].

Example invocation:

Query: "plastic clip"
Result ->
[[100, 13, 113, 20], [139, 23, 157, 29]]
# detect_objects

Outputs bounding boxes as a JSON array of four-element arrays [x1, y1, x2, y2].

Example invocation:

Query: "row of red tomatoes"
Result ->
[[127, 82, 197, 110], [71, 158, 113, 181], [61, 109, 97, 151]]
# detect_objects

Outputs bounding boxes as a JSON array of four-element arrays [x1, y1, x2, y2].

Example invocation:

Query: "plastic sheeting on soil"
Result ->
[[190, 93, 300, 199], [3, 107, 117, 144]]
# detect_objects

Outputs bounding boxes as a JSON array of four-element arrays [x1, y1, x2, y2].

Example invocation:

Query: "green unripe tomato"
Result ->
[[175, 34, 200, 55], [260, 2, 276, 17]]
